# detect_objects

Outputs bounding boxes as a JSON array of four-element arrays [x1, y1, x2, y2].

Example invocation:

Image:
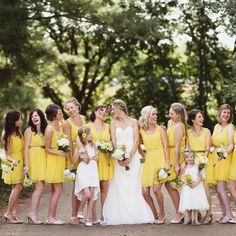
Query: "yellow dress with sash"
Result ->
[[187, 128, 216, 184], [28, 132, 46, 182], [88, 122, 114, 181], [212, 124, 233, 181], [166, 121, 185, 181], [2, 135, 24, 185], [45, 125, 66, 183], [140, 126, 166, 187], [229, 131, 236, 180], [66, 116, 86, 168]]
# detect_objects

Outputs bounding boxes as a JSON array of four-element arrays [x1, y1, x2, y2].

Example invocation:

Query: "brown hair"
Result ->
[[89, 105, 106, 122], [78, 125, 91, 146], [187, 109, 203, 126], [218, 104, 234, 124]]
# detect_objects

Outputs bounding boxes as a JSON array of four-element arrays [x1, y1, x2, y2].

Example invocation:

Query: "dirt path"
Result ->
[[0, 182, 236, 236]]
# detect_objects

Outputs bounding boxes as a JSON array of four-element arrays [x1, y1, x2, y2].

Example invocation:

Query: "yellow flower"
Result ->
[[82, 133, 87, 139]]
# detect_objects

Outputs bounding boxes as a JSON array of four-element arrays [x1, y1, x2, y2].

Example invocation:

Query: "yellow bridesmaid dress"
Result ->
[[2, 135, 24, 185], [140, 126, 166, 187], [66, 116, 86, 169], [45, 125, 66, 183], [88, 122, 114, 181], [167, 121, 185, 181], [229, 131, 236, 180], [28, 132, 46, 182], [187, 128, 216, 185], [212, 124, 233, 181]]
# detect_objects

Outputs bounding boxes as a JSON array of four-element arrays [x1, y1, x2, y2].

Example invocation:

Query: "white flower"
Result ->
[[113, 148, 125, 160], [158, 168, 168, 180], [57, 138, 69, 147], [63, 169, 76, 182], [1, 164, 12, 174], [64, 169, 71, 175]]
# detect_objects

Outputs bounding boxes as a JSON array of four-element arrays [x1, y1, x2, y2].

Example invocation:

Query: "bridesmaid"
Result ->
[[165, 103, 186, 224], [63, 97, 86, 225], [45, 104, 67, 224], [24, 108, 48, 224], [139, 106, 170, 224], [88, 105, 114, 222], [187, 109, 213, 224], [2, 110, 24, 223], [228, 123, 236, 212], [212, 104, 235, 223]]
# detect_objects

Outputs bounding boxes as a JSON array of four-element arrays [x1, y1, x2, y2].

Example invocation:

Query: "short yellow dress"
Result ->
[[45, 125, 66, 183], [212, 124, 233, 181], [88, 122, 114, 181], [28, 132, 46, 182], [229, 131, 236, 180], [65, 116, 86, 169], [167, 121, 185, 181], [140, 126, 166, 187], [2, 135, 24, 185], [187, 128, 216, 185]]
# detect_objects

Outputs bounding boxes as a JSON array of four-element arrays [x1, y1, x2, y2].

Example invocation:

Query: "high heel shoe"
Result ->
[[70, 216, 80, 225], [155, 216, 166, 225], [45, 218, 65, 225], [27, 214, 43, 225], [170, 215, 184, 224], [4, 213, 20, 224]]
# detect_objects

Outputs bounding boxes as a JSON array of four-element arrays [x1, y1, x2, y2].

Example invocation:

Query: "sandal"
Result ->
[[219, 217, 231, 224], [192, 219, 201, 226], [70, 216, 80, 225], [202, 214, 213, 225], [85, 219, 93, 227]]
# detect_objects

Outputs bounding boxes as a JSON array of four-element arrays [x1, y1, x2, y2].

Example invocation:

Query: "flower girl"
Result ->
[[179, 149, 209, 225], [73, 125, 100, 226]]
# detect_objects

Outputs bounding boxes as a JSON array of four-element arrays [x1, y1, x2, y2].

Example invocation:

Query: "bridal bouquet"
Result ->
[[155, 168, 170, 183], [57, 134, 70, 152], [23, 174, 33, 187], [195, 153, 208, 170], [182, 173, 193, 185], [113, 144, 130, 170], [97, 141, 113, 166], [63, 169, 76, 182], [170, 176, 182, 190]]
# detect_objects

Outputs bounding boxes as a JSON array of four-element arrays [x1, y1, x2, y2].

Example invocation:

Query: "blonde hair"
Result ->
[[183, 148, 196, 159], [112, 99, 128, 114], [64, 97, 81, 111], [218, 104, 234, 124], [171, 103, 187, 124], [139, 105, 156, 129]]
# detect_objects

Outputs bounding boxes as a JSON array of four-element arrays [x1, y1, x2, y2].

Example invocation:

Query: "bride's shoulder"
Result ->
[[128, 117, 138, 127]]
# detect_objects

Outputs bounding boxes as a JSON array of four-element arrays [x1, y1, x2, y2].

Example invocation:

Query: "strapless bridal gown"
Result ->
[[102, 126, 155, 225]]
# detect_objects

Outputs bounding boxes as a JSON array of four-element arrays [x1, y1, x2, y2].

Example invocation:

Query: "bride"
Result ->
[[102, 99, 154, 225]]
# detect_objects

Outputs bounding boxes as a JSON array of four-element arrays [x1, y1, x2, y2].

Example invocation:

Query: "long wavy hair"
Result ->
[[28, 108, 48, 134], [3, 110, 22, 151]]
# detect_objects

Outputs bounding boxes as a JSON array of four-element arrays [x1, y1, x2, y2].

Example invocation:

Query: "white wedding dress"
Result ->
[[102, 126, 154, 225]]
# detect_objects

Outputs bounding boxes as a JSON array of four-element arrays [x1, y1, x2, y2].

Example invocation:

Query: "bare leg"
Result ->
[[153, 183, 165, 220], [86, 188, 95, 221], [165, 182, 181, 219], [48, 183, 63, 219], [216, 181, 233, 220], [29, 181, 44, 220], [70, 181, 80, 224], [142, 187, 158, 219], [100, 180, 109, 219]]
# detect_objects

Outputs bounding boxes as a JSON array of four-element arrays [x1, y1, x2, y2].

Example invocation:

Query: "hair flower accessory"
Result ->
[[82, 132, 87, 139]]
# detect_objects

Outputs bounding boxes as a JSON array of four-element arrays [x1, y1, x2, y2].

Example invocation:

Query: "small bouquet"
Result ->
[[57, 134, 70, 152], [0, 151, 19, 174], [216, 145, 228, 159], [170, 177, 182, 190], [182, 173, 193, 185], [155, 168, 170, 183], [113, 144, 130, 170], [97, 141, 113, 166], [195, 153, 208, 170], [63, 169, 76, 182], [23, 174, 33, 187]]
